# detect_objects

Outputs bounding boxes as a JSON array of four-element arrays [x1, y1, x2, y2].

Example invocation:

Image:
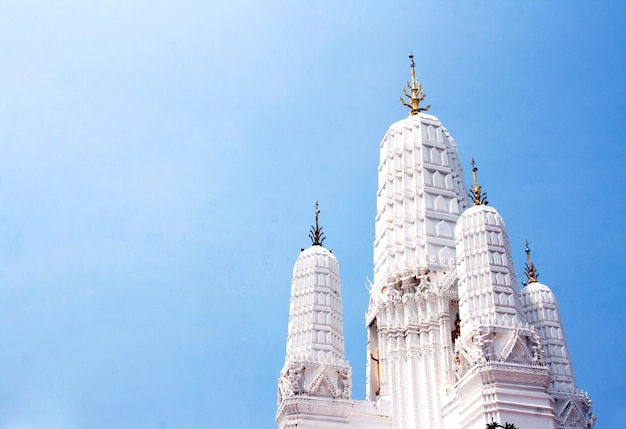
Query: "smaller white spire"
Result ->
[[518, 241, 596, 428], [456, 204, 523, 330], [519, 241, 577, 393], [285, 245, 346, 363], [277, 203, 352, 429]]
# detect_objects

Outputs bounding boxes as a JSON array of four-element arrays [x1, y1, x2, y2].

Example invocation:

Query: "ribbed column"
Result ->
[[277, 244, 352, 429], [374, 114, 467, 285], [456, 204, 522, 331], [521, 282, 576, 393], [285, 246, 346, 362]]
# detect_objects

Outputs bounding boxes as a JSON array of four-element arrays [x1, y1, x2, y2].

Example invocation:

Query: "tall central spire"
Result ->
[[400, 53, 431, 115], [369, 53, 470, 429]]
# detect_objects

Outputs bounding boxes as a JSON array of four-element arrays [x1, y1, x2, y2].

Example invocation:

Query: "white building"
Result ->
[[276, 56, 595, 429]]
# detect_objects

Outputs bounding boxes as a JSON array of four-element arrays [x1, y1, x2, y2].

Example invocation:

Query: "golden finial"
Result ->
[[523, 240, 539, 284], [468, 158, 488, 205], [400, 53, 431, 116], [308, 201, 326, 246]]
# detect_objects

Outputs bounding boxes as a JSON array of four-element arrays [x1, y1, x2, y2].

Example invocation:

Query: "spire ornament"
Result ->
[[308, 201, 326, 246], [400, 53, 431, 116], [468, 158, 488, 205], [523, 240, 539, 284]]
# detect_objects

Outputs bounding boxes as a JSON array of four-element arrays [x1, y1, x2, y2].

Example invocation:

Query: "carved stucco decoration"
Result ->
[[277, 361, 352, 404], [453, 323, 547, 381]]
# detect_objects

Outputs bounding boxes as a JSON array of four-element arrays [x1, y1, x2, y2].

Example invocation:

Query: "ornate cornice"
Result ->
[[456, 360, 551, 389], [276, 396, 353, 424]]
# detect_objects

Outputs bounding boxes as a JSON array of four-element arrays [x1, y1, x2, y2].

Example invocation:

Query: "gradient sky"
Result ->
[[0, 1, 624, 428]]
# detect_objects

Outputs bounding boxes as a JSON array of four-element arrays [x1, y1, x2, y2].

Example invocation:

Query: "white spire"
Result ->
[[276, 204, 352, 429], [368, 99, 468, 429], [373, 113, 467, 286], [284, 245, 346, 363], [455, 204, 523, 330], [519, 242, 596, 428]]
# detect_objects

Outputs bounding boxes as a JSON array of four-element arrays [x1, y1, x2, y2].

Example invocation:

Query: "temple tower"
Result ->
[[276, 203, 353, 429], [276, 55, 596, 429], [366, 55, 467, 429], [519, 244, 596, 428]]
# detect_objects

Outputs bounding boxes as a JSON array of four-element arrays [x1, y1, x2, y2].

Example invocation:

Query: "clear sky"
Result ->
[[0, 1, 624, 428]]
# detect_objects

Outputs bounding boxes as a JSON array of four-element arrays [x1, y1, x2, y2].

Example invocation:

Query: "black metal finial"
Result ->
[[524, 240, 538, 283], [308, 201, 326, 246]]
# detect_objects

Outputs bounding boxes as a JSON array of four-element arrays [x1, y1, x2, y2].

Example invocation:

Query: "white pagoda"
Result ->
[[276, 55, 595, 429]]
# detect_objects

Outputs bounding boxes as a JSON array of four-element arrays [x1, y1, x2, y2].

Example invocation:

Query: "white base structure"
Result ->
[[276, 60, 595, 429]]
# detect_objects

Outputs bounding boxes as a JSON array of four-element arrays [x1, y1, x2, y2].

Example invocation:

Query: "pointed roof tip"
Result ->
[[468, 157, 488, 206], [308, 201, 326, 247], [523, 240, 539, 284], [400, 53, 430, 116]]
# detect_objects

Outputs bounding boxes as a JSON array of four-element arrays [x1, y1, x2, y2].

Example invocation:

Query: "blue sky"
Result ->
[[0, 1, 624, 428]]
